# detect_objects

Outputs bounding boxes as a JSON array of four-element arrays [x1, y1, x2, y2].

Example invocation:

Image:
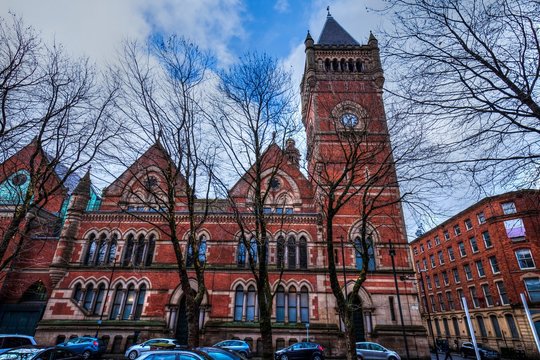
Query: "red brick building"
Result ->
[[0, 14, 428, 358], [411, 190, 540, 357]]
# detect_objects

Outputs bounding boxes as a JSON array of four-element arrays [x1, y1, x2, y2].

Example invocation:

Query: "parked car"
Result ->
[[0, 345, 82, 360], [136, 350, 213, 360], [196, 347, 246, 360], [356, 342, 400, 360], [274, 342, 324, 360], [460, 342, 500, 359], [213, 341, 251, 358], [56, 337, 106, 359], [0, 335, 37, 355], [125, 339, 184, 360]]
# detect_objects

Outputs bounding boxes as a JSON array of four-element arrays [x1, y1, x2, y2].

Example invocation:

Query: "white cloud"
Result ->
[[274, 0, 289, 13], [0, 0, 246, 68]]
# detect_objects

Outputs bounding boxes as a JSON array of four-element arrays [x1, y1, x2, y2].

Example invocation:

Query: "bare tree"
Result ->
[[0, 14, 118, 274], [211, 52, 298, 360], [111, 35, 215, 346], [381, 0, 540, 190]]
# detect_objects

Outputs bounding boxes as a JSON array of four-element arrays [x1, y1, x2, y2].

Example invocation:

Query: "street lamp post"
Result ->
[[389, 239, 411, 360], [419, 269, 440, 360]]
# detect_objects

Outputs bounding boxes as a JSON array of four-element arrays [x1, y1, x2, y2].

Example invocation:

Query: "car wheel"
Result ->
[[312, 355, 322, 360], [388, 357, 398, 360], [239, 351, 248, 358], [357, 356, 364, 360], [128, 351, 138, 360], [461, 351, 467, 358], [280, 355, 288, 360], [82, 351, 92, 360]]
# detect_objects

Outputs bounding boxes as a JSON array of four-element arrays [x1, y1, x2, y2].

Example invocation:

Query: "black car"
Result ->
[[460, 342, 500, 359], [0, 346, 82, 360], [196, 347, 246, 360], [274, 342, 324, 360]]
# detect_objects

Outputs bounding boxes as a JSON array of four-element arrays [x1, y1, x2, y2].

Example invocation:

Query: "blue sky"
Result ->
[[0, 0, 385, 84]]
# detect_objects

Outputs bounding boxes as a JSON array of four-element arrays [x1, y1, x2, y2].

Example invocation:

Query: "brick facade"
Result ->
[[411, 190, 540, 357]]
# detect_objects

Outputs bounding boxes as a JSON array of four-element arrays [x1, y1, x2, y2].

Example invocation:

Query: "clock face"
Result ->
[[341, 113, 358, 127]]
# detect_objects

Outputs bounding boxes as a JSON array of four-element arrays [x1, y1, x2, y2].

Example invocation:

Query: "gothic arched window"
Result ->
[[277, 236, 285, 269], [249, 238, 258, 264], [234, 285, 244, 321], [133, 235, 146, 266], [93, 283, 106, 315], [287, 236, 296, 269], [84, 233, 97, 265], [300, 287, 309, 323], [145, 235, 155, 266], [276, 286, 285, 323], [299, 237, 307, 269], [237, 242, 246, 268], [110, 285, 124, 320], [96, 234, 108, 265], [134, 285, 146, 320], [108, 235, 118, 264], [123, 284, 136, 320], [288, 286, 297, 323], [72, 283, 83, 303], [122, 234, 135, 266], [82, 284, 94, 311], [355, 236, 376, 271], [246, 285, 256, 321], [199, 235, 207, 264]]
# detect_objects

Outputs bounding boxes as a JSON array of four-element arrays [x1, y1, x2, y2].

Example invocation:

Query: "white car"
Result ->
[[124, 338, 183, 360], [356, 342, 401, 360]]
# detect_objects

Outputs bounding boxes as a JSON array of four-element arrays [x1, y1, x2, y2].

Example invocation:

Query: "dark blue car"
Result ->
[[57, 337, 106, 359]]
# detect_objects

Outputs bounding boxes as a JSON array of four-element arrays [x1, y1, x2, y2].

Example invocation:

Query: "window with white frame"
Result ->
[[464, 264, 473, 280], [458, 242, 466, 257], [442, 271, 449, 285], [524, 278, 540, 302], [443, 230, 450, 241], [482, 231, 492, 248], [516, 249, 535, 269], [464, 219, 473, 231], [434, 236, 441, 245], [481, 284, 494, 306], [504, 218, 526, 240], [501, 202, 517, 214], [438, 251, 444, 265], [447, 247, 455, 261], [430, 254, 436, 268], [489, 256, 500, 274], [477, 212, 486, 224], [427, 240, 432, 249], [496, 281, 509, 305], [454, 225, 461, 236], [446, 291, 454, 310], [469, 237, 479, 253], [434, 274, 440, 288], [476, 260, 485, 277], [453, 268, 460, 283], [470, 286, 480, 308]]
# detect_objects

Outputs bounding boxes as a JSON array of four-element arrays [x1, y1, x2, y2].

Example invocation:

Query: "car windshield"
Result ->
[[0, 348, 41, 360]]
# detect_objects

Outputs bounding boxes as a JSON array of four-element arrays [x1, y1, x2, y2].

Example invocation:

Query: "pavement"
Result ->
[[430, 352, 467, 360]]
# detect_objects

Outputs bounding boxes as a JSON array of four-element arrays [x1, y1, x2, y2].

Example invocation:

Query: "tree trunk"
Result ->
[[185, 293, 200, 347], [259, 303, 273, 360], [342, 310, 357, 360]]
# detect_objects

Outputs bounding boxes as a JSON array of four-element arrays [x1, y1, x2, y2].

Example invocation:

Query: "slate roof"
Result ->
[[317, 14, 359, 46]]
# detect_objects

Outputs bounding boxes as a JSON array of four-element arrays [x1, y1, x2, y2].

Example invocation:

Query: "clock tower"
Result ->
[[301, 12, 427, 357]]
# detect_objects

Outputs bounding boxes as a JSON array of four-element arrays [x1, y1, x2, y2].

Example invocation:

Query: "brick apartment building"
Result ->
[[411, 190, 540, 357], [0, 14, 429, 358]]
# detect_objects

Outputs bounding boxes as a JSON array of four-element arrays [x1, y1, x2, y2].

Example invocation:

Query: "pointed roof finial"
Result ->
[[327, 6, 331, 17]]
